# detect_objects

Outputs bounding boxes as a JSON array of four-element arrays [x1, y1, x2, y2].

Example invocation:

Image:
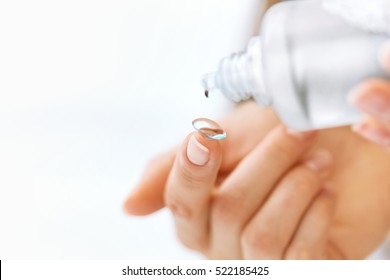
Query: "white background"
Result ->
[[0, 0, 266, 259]]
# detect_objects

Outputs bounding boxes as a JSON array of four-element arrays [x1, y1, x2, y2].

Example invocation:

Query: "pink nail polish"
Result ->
[[354, 122, 390, 148], [349, 86, 390, 123], [361, 94, 390, 122], [186, 135, 210, 166]]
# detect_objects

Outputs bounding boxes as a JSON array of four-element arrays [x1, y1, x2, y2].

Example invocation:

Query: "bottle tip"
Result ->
[[201, 73, 217, 99]]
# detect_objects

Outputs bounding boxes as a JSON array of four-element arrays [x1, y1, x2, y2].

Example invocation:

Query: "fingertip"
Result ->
[[347, 81, 379, 107], [347, 79, 380, 106], [348, 79, 390, 127], [123, 197, 135, 216], [122, 192, 145, 216], [182, 132, 222, 169], [351, 118, 390, 149], [123, 187, 165, 216]]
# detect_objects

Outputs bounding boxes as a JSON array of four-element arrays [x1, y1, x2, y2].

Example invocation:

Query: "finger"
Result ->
[[284, 186, 336, 260], [241, 150, 332, 259], [125, 102, 278, 216], [165, 132, 222, 252], [379, 40, 390, 74], [218, 102, 279, 171], [124, 150, 175, 215], [352, 116, 390, 150], [348, 79, 390, 124], [210, 126, 316, 258]]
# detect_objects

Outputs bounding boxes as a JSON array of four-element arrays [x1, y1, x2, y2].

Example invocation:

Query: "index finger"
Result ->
[[209, 126, 317, 257]]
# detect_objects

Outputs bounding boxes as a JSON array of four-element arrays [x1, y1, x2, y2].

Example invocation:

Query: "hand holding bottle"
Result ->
[[349, 41, 390, 150]]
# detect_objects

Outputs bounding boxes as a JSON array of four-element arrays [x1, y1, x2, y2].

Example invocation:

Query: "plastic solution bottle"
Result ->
[[202, 0, 390, 130]]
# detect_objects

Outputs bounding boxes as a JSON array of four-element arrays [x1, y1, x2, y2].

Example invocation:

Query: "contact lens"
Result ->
[[192, 118, 227, 140]]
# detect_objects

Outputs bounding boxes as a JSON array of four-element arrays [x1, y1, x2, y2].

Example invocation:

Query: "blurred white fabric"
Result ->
[[0, 0, 388, 259]]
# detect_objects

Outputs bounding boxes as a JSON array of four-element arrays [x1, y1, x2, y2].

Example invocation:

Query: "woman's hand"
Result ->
[[349, 41, 390, 150], [124, 102, 280, 216], [124, 102, 390, 259], [164, 125, 336, 259]]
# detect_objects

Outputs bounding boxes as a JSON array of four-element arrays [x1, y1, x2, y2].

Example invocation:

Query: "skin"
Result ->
[[350, 42, 390, 148], [124, 42, 390, 259]]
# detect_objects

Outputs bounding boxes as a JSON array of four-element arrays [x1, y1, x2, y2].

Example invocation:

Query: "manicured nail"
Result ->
[[379, 41, 390, 72], [286, 128, 316, 141], [304, 149, 333, 172], [349, 88, 390, 122], [352, 122, 390, 148], [186, 135, 210, 166]]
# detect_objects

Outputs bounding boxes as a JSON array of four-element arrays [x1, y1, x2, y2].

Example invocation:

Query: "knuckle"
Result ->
[[285, 245, 312, 260], [165, 194, 193, 219], [287, 168, 319, 193], [212, 191, 245, 227], [241, 225, 276, 257]]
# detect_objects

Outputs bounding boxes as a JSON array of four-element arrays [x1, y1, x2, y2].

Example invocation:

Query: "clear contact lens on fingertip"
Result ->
[[192, 118, 227, 140]]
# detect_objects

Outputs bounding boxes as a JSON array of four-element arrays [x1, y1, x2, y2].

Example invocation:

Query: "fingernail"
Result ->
[[286, 128, 316, 141], [379, 41, 390, 72], [351, 90, 390, 122], [186, 135, 210, 166], [304, 149, 333, 172], [352, 122, 390, 148]]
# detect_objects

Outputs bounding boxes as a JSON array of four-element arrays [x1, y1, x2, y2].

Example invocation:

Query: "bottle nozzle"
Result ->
[[201, 72, 217, 98], [200, 36, 270, 105]]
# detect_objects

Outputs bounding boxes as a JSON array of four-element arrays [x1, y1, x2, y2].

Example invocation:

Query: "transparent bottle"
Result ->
[[202, 0, 389, 131]]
